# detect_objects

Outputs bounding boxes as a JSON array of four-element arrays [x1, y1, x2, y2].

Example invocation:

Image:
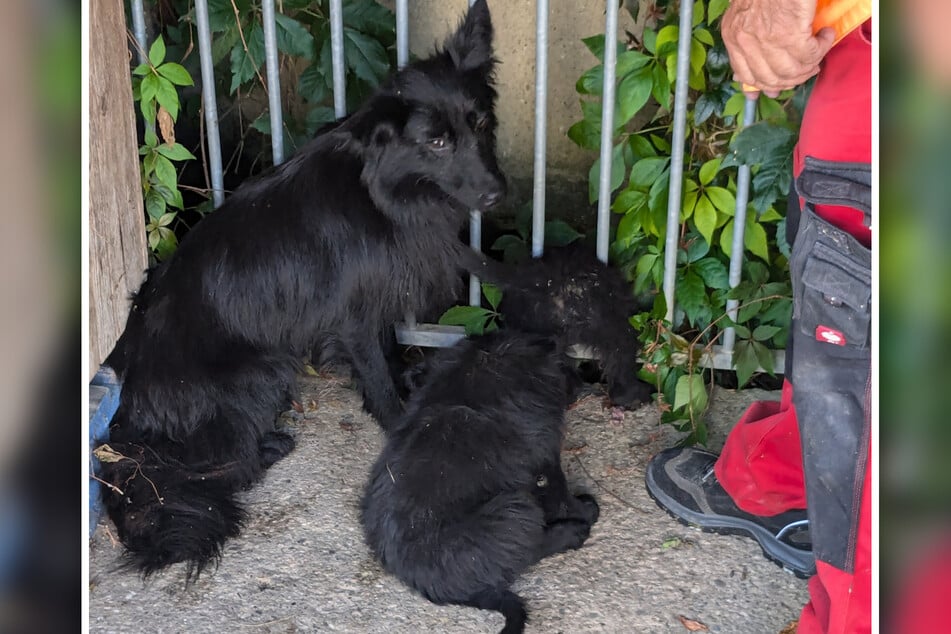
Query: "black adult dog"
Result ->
[[99, 0, 505, 578], [361, 332, 599, 633], [495, 242, 654, 408]]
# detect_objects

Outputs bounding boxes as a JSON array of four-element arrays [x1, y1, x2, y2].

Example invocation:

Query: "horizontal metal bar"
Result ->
[[395, 323, 466, 348]]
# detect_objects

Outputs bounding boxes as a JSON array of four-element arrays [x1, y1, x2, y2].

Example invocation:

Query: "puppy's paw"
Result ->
[[259, 430, 296, 468], [544, 518, 593, 554], [607, 377, 654, 409], [572, 493, 600, 526]]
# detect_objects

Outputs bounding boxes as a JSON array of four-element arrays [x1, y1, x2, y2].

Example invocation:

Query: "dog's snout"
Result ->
[[480, 189, 504, 209]]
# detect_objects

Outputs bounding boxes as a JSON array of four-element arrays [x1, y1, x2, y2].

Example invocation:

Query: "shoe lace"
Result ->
[[775, 519, 810, 543]]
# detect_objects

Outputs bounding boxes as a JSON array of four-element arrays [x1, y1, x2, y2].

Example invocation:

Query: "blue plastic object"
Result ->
[[89, 366, 120, 537]]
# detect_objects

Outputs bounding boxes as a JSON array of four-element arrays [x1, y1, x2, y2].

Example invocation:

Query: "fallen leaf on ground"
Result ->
[[779, 620, 798, 634], [678, 615, 709, 631], [93, 444, 125, 463]]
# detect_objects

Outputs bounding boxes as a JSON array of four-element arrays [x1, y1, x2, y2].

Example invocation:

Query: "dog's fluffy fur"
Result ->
[[495, 242, 653, 408], [361, 332, 599, 633], [99, 0, 505, 578]]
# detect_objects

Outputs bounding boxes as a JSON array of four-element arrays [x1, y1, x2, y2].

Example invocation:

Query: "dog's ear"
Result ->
[[369, 121, 397, 147], [445, 0, 494, 72]]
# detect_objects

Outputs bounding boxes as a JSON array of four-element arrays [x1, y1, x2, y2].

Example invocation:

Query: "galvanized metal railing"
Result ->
[[129, 0, 782, 372]]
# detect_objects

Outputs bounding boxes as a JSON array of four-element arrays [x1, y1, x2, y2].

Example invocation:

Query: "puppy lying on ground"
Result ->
[[361, 332, 599, 633], [98, 0, 505, 578], [493, 242, 654, 408]]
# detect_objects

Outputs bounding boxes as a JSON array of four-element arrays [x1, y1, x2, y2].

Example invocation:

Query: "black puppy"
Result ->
[[99, 0, 505, 578], [361, 332, 599, 633], [495, 242, 654, 408]]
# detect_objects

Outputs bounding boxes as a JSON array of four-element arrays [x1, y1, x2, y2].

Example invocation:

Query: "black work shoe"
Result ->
[[645, 447, 816, 578]]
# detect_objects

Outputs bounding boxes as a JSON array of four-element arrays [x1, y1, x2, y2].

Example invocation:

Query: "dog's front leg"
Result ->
[[346, 334, 403, 428]]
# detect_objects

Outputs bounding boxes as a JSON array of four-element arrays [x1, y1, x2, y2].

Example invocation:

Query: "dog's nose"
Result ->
[[480, 190, 503, 209]]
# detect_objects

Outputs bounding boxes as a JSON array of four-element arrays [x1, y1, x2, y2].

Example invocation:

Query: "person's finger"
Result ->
[[813, 26, 837, 59]]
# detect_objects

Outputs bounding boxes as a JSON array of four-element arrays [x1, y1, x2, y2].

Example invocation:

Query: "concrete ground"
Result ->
[[88, 372, 808, 634]]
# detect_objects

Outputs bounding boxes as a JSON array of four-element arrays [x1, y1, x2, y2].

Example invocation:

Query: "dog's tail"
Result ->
[[459, 588, 528, 634], [98, 442, 248, 580]]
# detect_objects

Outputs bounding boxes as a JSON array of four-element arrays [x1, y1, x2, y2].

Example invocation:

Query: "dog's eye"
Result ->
[[536, 475, 548, 488], [426, 137, 449, 151]]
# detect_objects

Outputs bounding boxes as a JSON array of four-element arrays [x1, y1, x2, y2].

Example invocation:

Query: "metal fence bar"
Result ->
[[530, 0, 550, 259], [130, 0, 148, 64], [595, 0, 619, 264], [661, 0, 695, 321], [193, 0, 225, 208], [330, 0, 347, 119], [720, 95, 758, 353], [468, 0, 483, 305], [261, 0, 284, 165], [396, 0, 409, 69]]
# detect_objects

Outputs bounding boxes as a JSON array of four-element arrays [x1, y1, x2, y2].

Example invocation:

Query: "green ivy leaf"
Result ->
[[275, 13, 315, 61], [744, 218, 769, 261], [156, 62, 193, 86], [482, 283, 502, 310], [733, 339, 759, 387], [629, 157, 669, 189], [438, 305, 494, 336], [629, 134, 657, 160], [153, 154, 178, 192], [567, 117, 602, 151], [140, 73, 159, 108], [491, 234, 523, 252], [708, 0, 731, 22], [698, 158, 721, 186], [343, 0, 397, 42], [148, 35, 166, 67], [673, 373, 708, 414], [616, 67, 653, 127], [616, 210, 643, 250], [229, 23, 265, 94], [675, 269, 707, 326], [655, 25, 679, 58], [588, 144, 625, 204], [693, 27, 714, 46], [145, 189, 166, 219], [694, 195, 717, 246], [721, 121, 797, 168], [752, 324, 782, 341], [692, 0, 706, 26], [154, 76, 179, 120], [344, 28, 390, 86], [211, 23, 241, 65], [157, 212, 176, 227], [581, 34, 624, 62], [705, 186, 736, 215], [155, 143, 196, 161], [651, 62, 671, 110], [305, 106, 337, 135], [545, 220, 583, 246], [613, 188, 648, 215], [132, 63, 151, 77], [689, 38, 707, 75], [299, 64, 329, 103], [723, 91, 747, 118], [693, 257, 730, 289], [207, 0, 250, 32], [753, 339, 776, 375]]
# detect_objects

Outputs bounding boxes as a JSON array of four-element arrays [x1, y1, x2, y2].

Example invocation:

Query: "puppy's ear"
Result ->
[[370, 121, 397, 147], [445, 0, 494, 72]]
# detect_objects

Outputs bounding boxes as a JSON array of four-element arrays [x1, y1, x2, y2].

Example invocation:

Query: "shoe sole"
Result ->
[[645, 469, 816, 579]]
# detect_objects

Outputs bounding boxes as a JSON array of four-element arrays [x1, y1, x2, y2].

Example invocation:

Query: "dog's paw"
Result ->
[[544, 518, 593, 554], [607, 377, 654, 410], [259, 430, 296, 468], [572, 493, 600, 526]]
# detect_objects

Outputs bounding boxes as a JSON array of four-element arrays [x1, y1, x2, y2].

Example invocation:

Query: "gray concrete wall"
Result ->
[[388, 1, 640, 218]]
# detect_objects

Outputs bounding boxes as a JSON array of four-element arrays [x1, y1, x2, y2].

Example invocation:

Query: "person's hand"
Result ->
[[721, 0, 836, 97]]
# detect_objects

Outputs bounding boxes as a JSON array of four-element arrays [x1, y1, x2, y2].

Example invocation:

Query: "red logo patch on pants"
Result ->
[[816, 325, 846, 346]]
